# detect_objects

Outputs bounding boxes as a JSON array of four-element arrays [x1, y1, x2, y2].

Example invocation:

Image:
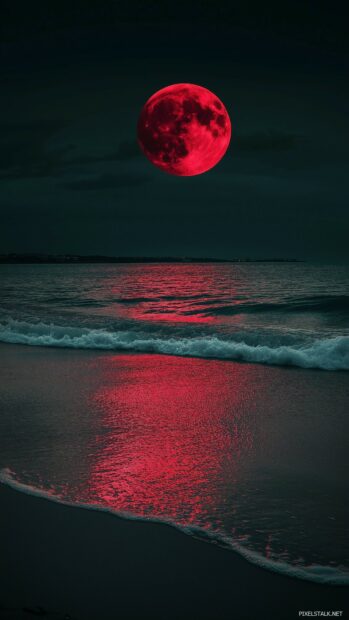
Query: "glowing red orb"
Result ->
[[137, 83, 231, 176]]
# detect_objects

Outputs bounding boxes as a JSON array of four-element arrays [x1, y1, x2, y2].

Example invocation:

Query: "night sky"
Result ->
[[1, 2, 349, 260]]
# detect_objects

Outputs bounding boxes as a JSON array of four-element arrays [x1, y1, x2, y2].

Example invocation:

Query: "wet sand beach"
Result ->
[[0, 343, 348, 618], [1, 481, 348, 620]]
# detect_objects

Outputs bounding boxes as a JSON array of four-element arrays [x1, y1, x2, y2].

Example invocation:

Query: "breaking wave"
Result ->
[[0, 319, 348, 370], [0, 468, 348, 586]]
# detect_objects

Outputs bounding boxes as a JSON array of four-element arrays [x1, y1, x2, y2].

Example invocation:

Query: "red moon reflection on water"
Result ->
[[137, 83, 231, 176]]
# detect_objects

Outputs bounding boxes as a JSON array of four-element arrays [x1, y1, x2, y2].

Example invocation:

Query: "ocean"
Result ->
[[0, 262, 348, 584], [0, 262, 348, 369]]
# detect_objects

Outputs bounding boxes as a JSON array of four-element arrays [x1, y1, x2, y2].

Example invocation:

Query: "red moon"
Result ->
[[137, 83, 231, 176]]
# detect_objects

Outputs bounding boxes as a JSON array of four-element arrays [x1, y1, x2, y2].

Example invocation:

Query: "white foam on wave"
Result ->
[[0, 468, 348, 586], [0, 319, 348, 370]]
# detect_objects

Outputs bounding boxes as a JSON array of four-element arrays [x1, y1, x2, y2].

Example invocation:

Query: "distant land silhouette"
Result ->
[[0, 254, 302, 264]]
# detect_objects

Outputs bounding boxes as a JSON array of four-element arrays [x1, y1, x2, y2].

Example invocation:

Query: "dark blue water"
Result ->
[[0, 262, 348, 369]]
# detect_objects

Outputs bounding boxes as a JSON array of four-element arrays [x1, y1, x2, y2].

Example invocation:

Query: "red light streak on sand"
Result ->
[[83, 354, 256, 528]]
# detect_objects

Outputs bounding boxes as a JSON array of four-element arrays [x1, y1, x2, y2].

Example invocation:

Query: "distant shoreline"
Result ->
[[0, 254, 302, 264]]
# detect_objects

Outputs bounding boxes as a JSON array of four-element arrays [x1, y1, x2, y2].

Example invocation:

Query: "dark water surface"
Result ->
[[0, 262, 348, 369]]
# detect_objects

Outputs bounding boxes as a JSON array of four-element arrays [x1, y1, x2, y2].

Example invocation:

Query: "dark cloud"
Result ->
[[0, 121, 140, 180], [67, 141, 141, 167], [234, 131, 304, 153], [0, 122, 71, 179], [113, 140, 140, 161], [61, 172, 149, 191]]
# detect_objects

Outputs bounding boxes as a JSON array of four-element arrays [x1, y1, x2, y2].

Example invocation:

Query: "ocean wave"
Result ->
[[0, 319, 348, 370], [0, 468, 348, 586]]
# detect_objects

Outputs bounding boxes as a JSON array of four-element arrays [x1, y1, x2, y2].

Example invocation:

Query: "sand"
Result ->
[[0, 343, 348, 619], [0, 474, 348, 619]]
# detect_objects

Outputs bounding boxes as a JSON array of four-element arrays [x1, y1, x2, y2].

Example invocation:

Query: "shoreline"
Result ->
[[0, 255, 303, 264], [2, 468, 347, 587], [1, 481, 348, 620]]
